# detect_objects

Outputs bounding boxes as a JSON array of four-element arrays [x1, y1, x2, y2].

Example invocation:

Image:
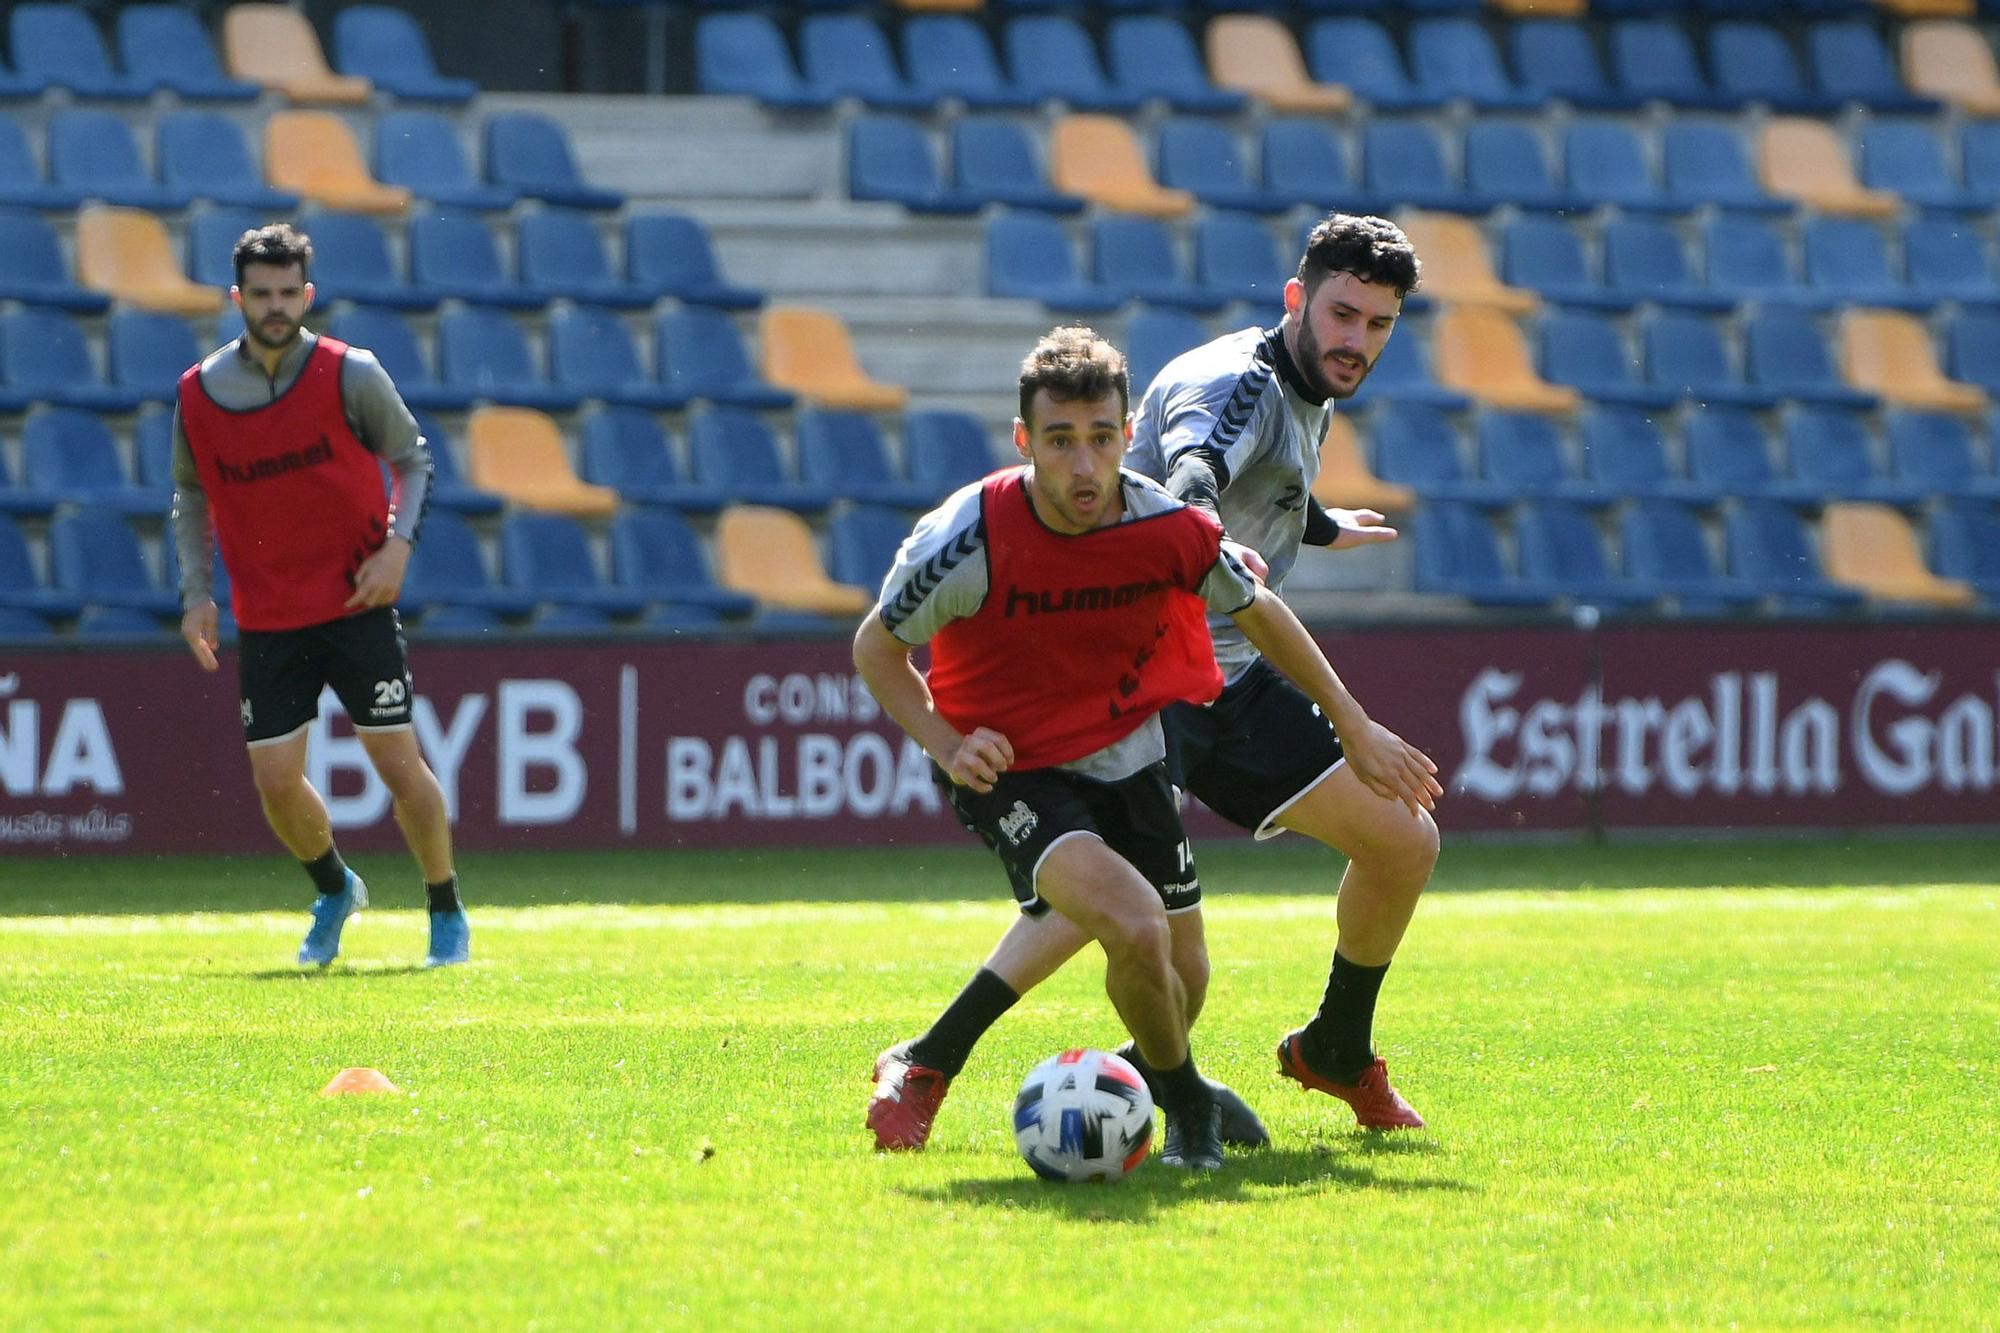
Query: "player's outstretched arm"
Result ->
[[852, 615, 1013, 792], [180, 601, 219, 672], [1305, 500, 1399, 550], [1227, 586, 1441, 815]]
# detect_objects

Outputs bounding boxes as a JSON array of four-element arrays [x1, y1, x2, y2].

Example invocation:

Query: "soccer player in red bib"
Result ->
[[854, 328, 1435, 1167], [171, 223, 468, 970]]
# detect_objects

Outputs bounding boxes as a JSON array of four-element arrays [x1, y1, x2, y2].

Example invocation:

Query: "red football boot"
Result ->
[[1276, 1030, 1425, 1130], [867, 1042, 951, 1151]]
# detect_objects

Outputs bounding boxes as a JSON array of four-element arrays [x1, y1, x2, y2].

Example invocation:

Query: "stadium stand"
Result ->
[[847, 116, 982, 214], [904, 410, 999, 493], [50, 507, 179, 616], [1758, 118, 1901, 216], [1307, 17, 1441, 110], [75, 208, 225, 316], [410, 209, 550, 309], [265, 111, 410, 213], [796, 410, 935, 508], [1157, 119, 1288, 215], [223, 3, 372, 103], [1105, 16, 1246, 114], [116, 5, 261, 101], [10, 3, 154, 100], [483, 113, 623, 210], [1821, 503, 1977, 607], [465, 406, 618, 517], [951, 117, 1084, 212], [0, 210, 108, 313], [1048, 116, 1194, 218], [1398, 213, 1537, 313], [332, 5, 477, 103], [23, 409, 159, 515], [548, 305, 690, 411], [518, 211, 651, 308], [624, 214, 763, 310], [1840, 309, 1987, 410], [609, 509, 756, 617], [714, 505, 871, 618], [107, 310, 202, 403], [580, 408, 726, 512], [687, 407, 834, 512], [438, 306, 580, 411], [1901, 18, 2000, 112], [800, 13, 932, 112], [500, 512, 648, 618], [375, 110, 517, 211], [901, 17, 1039, 111], [158, 112, 299, 211], [1003, 15, 1144, 112], [986, 211, 1124, 312], [1205, 15, 1351, 113], [48, 110, 192, 211], [694, 12, 837, 112], [1093, 217, 1224, 312], [1314, 415, 1415, 514], [1434, 306, 1581, 412], [655, 307, 793, 408]]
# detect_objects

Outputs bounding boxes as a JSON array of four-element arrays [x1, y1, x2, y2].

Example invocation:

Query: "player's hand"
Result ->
[[1324, 508, 1399, 551], [1341, 718, 1443, 816], [941, 727, 1014, 793], [1222, 539, 1268, 584], [180, 601, 219, 673], [346, 536, 413, 610]]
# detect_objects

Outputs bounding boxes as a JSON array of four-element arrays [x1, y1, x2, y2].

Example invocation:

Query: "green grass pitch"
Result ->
[[2, 836, 1996, 1327]]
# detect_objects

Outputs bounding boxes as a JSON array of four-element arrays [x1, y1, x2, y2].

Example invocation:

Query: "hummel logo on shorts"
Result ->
[[998, 800, 1039, 846]]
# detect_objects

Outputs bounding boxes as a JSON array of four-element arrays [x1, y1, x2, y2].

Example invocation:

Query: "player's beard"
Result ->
[[1292, 318, 1373, 401], [245, 313, 303, 353]]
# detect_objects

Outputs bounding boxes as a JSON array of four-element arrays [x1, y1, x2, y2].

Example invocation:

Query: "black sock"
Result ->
[[1302, 951, 1389, 1081], [906, 968, 1019, 1078], [426, 874, 462, 914], [304, 847, 348, 897], [1153, 1051, 1212, 1119]]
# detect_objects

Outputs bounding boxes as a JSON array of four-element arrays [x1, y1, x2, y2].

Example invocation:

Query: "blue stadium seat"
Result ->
[[133, 407, 175, 500], [1307, 18, 1442, 110], [1464, 123, 1590, 214], [1805, 21, 1940, 114], [116, 5, 259, 101], [483, 114, 622, 211], [410, 210, 552, 309], [901, 17, 1039, 111], [10, 4, 154, 100], [1960, 122, 2000, 205], [1608, 19, 1740, 109], [327, 306, 468, 412], [686, 407, 832, 512], [609, 509, 756, 616], [1701, 214, 1825, 309], [1904, 218, 2000, 307], [797, 410, 935, 508], [1500, 217, 1632, 312], [1516, 500, 1656, 608], [0, 309, 148, 413], [157, 112, 298, 211], [1801, 217, 1929, 312], [1477, 413, 1608, 504], [1662, 123, 1794, 215], [46, 110, 192, 211], [1003, 16, 1143, 111], [625, 214, 761, 310], [0, 119, 79, 209], [0, 428, 57, 515], [500, 512, 648, 617], [408, 410, 504, 515], [579, 408, 725, 512], [655, 307, 793, 408], [1948, 310, 2000, 398], [1565, 121, 1689, 214], [1539, 309, 1678, 410], [1929, 501, 2000, 598], [1725, 499, 1865, 611], [302, 210, 438, 310], [1372, 403, 1501, 504], [1602, 218, 1734, 313], [187, 207, 262, 290], [1858, 122, 1994, 214], [524, 604, 614, 635], [1091, 217, 1220, 312], [800, 13, 931, 111], [1362, 120, 1491, 214], [986, 212, 1123, 313], [951, 117, 1084, 214], [1259, 119, 1390, 215], [1408, 18, 1540, 110], [0, 606, 56, 639], [333, 5, 476, 102], [848, 116, 981, 214], [1686, 408, 1819, 503], [547, 305, 689, 411], [1644, 311, 1780, 409], [22, 409, 158, 514], [1741, 306, 1878, 408], [1581, 406, 1718, 504], [0, 210, 110, 313], [1784, 406, 1929, 504], [409, 604, 503, 635], [1157, 119, 1286, 214], [1105, 16, 1244, 114], [696, 13, 837, 111], [398, 509, 536, 618], [828, 505, 913, 593], [50, 508, 179, 615], [375, 109, 517, 211], [107, 310, 200, 404], [517, 210, 651, 309], [436, 306, 582, 412], [0, 513, 80, 618], [1887, 412, 2000, 501], [73, 606, 168, 639], [1619, 500, 1762, 611], [905, 410, 998, 494], [1193, 213, 1287, 308], [1412, 502, 1552, 606], [1344, 319, 1469, 411], [1708, 21, 1843, 113], [1510, 20, 1644, 111], [1126, 308, 1210, 399]]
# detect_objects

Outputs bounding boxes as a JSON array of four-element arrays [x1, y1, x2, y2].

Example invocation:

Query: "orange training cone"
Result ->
[[321, 1067, 401, 1096]]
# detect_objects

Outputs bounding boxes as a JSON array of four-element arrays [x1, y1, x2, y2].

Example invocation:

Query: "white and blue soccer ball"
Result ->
[[1012, 1048, 1154, 1183]]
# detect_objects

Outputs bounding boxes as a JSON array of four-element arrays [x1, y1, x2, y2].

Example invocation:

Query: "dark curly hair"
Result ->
[[231, 223, 313, 286], [1296, 213, 1422, 300], [1017, 325, 1130, 426]]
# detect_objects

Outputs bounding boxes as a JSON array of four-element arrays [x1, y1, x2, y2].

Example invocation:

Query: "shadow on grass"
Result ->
[[241, 963, 435, 982]]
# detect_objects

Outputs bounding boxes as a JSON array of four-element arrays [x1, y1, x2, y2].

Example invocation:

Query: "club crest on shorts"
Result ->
[[998, 800, 1039, 846]]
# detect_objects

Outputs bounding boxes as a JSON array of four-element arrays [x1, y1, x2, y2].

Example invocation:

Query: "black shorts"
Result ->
[[1166, 658, 1347, 837], [237, 608, 415, 745], [938, 761, 1200, 918]]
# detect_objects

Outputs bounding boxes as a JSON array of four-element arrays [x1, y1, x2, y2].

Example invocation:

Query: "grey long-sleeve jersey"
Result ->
[[169, 331, 432, 610]]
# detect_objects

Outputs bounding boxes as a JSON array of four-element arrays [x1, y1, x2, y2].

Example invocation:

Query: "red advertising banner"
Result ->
[[1, 620, 1995, 858]]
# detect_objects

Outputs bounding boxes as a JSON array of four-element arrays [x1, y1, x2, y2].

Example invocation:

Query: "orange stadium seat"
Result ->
[[1204, 16, 1352, 114], [1900, 20, 2000, 114], [465, 406, 619, 517], [759, 306, 910, 412], [1488, 0, 1587, 15], [1840, 310, 1988, 411], [224, 3, 372, 103], [1821, 502, 1976, 605], [74, 206, 224, 317], [1757, 119, 1900, 217], [715, 505, 871, 616], [264, 111, 410, 214], [1313, 413, 1415, 514], [1049, 116, 1195, 218], [1431, 305, 1581, 412], [1874, 0, 1973, 19], [1396, 213, 1537, 314]]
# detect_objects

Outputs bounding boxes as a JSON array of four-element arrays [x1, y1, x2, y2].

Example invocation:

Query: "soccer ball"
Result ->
[[1012, 1048, 1154, 1183]]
